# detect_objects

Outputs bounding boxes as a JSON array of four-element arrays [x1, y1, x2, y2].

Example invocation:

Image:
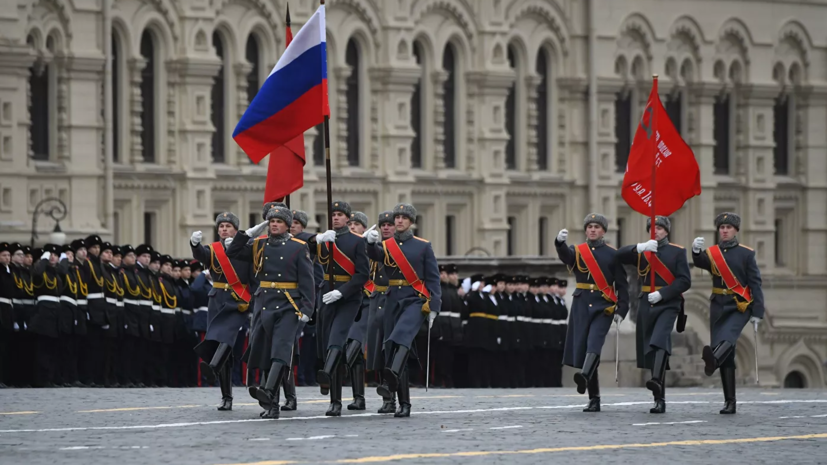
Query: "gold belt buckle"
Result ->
[[723, 289, 730, 295], [589, 284, 595, 290], [269, 282, 276, 289]]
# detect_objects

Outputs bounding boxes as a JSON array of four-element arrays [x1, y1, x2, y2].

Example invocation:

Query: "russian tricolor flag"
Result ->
[[233, 5, 329, 164]]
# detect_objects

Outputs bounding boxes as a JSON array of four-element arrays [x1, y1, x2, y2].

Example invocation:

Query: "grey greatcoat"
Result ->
[[191, 240, 253, 360], [226, 231, 316, 369], [692, 240, 764, 359], [555, 239, 629, 368], [365, 261, 389, 371], [617, 242, 692, 369]]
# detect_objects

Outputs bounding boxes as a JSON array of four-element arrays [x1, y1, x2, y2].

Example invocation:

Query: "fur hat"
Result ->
[[348, 211, 368, 229], [393, 203, 417, 222], [583, 213, 609, 232], [135, 244, 153, 257], [265, 205, 293, 226], [331, 200, 352, 217], [262, 202, 287, 221], [120, 245, 135, 256], [291, 210, 309, 228], [69, 239, 86, 253], [84, 235, 102, 248], [714, 212, 741, 231], [377, 211, 394, 226], [215, 212, 240, 231], [646, 216, 671, 234]]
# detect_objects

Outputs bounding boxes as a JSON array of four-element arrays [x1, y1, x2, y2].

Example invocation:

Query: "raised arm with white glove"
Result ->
[[245, 220, 268, 238], [637, 239, 658, 253], [692, 237, 704, 254], [190, 230, 203, 246], [316, 230, 336, 243], [41, 251, 51, 261], [556, 229, 568, 243], [365, 229, 380, 244], [224, 237, 233, 248]]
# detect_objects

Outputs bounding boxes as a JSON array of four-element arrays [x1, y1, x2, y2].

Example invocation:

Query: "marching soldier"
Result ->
[[0, 243, 13, 387], [365, 211, 395, 412], [555, 214, 629, 412], [344, 211, 370, 411], [191, 212, 254, 409], [365, 203, 441, 418], [306, 201, 369, 417], [226, 205, 316, 419], [692, 212, 764, 415], [29, 244, 63, 387], [176, 260, 198, 387], [618, 216, 691, 413]]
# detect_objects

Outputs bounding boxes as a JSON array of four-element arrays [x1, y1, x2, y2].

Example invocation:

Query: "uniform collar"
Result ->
[[587, 238, 605, 248], [335, 225, 350, 236], [268, 232, 291, 244], [719, 237, 739, 250], [394, 229, 414, 243], [657, 237, 669, 249]]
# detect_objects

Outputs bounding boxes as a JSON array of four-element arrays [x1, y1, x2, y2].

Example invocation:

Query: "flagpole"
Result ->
[[284, 3, 292, 210], [650, 74, 658, 291], [320, 0, 334, 292]]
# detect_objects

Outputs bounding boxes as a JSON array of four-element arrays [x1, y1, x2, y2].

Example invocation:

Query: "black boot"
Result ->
[[377, 370, 397, 413], [347, 363, 366, 411], [719, 366, 737, 414], [217, 362, 233, 411], [247, 367, 260, 400], [574, 352, 599, 395], [200, 343, 231, 386], [394, 368, 411, 418], [378, 345, 409, 399], [326, 363, 344, 417], [317, 347, 342, 396], [256, 361, 286, 419], [702, 341, 733, 376], [281, 368, 297, 411], [583, 370, 601, 412], [646, 349, 668, 414]]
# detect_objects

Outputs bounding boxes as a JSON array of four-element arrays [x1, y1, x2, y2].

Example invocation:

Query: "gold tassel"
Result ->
[[421, 299, 431, 314]]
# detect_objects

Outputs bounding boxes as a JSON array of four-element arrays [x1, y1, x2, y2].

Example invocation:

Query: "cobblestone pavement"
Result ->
[[1, 386, 826, 465]]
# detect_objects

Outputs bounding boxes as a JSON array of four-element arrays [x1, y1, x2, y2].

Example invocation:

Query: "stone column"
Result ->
[[334, 65, 351, 170], [128, 57, 146, 164], [371, 66, 420, 182], [687, 84, 720, 250], [524, 74, 542, 172], [234, 62, 253, 166], [794, 87, 827, 275], [431, 70, 448, 170]]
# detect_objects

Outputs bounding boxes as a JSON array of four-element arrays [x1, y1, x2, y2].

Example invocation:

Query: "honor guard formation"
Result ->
[[0, 207, 764, 417]]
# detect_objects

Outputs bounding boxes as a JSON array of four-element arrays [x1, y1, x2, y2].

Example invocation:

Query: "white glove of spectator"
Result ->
[[191, 231, 203, 245], [497, 337, 502, 345], [59, 252, 67, 261], [149, 324, 154, 332], [637, 240, 658, 253], [556, 229, 568, 243], [316, 230, 336, 243], [13, 322, 19, 332], [482, 284, 492, 293], [365, 229, 380, 245], [322, 290, 342, 304], [613, 313, 624, 325], [102, 325, 110, 330], [648, 291, 663, 304], [245, 220, 268, 238], [461, 278, 471, 294], [41, 251, 50, 260], [692, 237, 704, 253], [428, 311, 437, 329], [224, 237, 233, 248]]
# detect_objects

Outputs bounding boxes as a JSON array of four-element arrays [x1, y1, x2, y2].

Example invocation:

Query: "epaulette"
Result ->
[[290, 237, 306, 245], [739, 244, 754, 251], [669, 242, 685, 249], [604, 244, 616, 250], [352, 232, 363, 238], [413, 236, 430, 243]]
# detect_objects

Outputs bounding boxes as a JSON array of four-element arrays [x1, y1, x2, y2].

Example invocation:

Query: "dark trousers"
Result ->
[[58, 333, 79, 385], [10, 331, 35, 386], [0, 330, 10, 385], [298, 331, 317, 386], [81, 325, 106, 386], [232, 328, 247, 386], [433, 341, 454, 388], [468, 348, 491, 388], [33, 335, 58, 387]]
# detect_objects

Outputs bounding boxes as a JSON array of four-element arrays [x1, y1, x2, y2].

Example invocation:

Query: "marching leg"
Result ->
[[256, 360, 287, 419], [701, 341, 733, 376], [217, 361, 233, 411], [719, 366, 737, 414], [325, 362, 344, 417], [583, 369, 601, 413], [317, 346, 342, 396], [281, 368, 297, 411], [378, 344, 409, 398], [646, 349, 668, 414], [394, 367, 411, 418], [347, 360, 366, 411], [573, 352, 599, 395], [377, 368, 397, 414], [200, 342, 231, 385]]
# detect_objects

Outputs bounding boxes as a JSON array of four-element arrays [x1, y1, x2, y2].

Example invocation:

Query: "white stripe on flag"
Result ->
[[270, 5, 326, 77]]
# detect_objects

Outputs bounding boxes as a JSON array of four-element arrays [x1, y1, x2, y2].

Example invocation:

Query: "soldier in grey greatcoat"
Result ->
[[692, 212, 764, 415], [555, 213, 629, 413], [365, 211, 396, 413], [617, 216, 691, 414], [343, 211, 370, 411]]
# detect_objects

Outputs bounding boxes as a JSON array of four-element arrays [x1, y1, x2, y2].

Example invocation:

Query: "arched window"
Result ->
[[665, 91, 682, 134], [139, 30, 156, 163], [536, 49, 550, 171], [211, 32, 226, 163], [505, 46, 517, 170], [245, 35, 260, 101], [29, 35, 49, 161], [345, 38, 360, 167], [313, 123, 325, 166], [442, 43, 456, 169], [713, 93, 731, 175], [773, 94, 790, 176], [410, 41, 423, 169], [614, 91, 632, 172], [112, 34, 121, 162]]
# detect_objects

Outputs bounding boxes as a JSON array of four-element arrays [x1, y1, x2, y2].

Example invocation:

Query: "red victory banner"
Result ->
[[621, 75, 701, 219]]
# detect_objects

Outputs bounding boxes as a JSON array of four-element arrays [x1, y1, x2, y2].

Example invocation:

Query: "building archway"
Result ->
[[783, 371, 806, 389]]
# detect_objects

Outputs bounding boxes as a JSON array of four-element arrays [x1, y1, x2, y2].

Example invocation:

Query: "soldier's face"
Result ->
[[585, 223, 605, 241], [0, 251, 9, 266], [269, 218, 289, 235], [439, 271, 448, 282], [24, 254, 33, 266], [160, 263, 172, 275], [150, 261, 160, 272], [540, 284, 550, 294], [218, 222, 237, 239], [191, 269, 201, 278], [290, 220, 304, 235], [172, 267, 181, 279], [181, 267, 191, 280], [75, 248, 87, 262], [395, 215, 412, 232], [11, 250, 24, 265], [112, 255, 122, 267], [88, 245, 100, 257], [448, 272, 458, 285], [654, 225, 668, 241], [380, 222, 394, 239], [348, 221, 366, 235], [100, 250, 113, 263], [331, 211, 348, 229], [557, 286, 567, 296], [496, 281, 505, 292], [719, 224, 736, 241], [49, 253, 59, 266], [137, 253, 150, 266], [551, 284, 560, 294], [519, 283, 529, 292], [505, 282, 515, 293], [123, 253, 136, 266], [65, 250, 74, 262]]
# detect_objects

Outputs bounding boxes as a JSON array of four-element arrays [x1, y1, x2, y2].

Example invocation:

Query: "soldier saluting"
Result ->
[[365, 203, 441, 418], [617, 216, 691, 413], [555, 213, 629, 412], [691, 212, 764, 415]]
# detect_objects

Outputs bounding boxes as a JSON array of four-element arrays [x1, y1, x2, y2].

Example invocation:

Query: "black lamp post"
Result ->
[[30, 197, 68, 248]]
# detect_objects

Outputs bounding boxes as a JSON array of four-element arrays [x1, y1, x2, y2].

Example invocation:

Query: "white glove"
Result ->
[[750, 316, 762, 325], [365, 229, 380, 244], [613, 313, 624, 324], [428, 311, 437, 328], [300, 313, 310, 323], [647, 291, 662, 304], [482, 284, 492, 293], [497, 337, 502, 345], [191, 231, 203, 245], [322, 290, 342, 304], [149, 324, 154, 332], [59, 252, 67, 261], [245, 220, 268, 237], [692, 236, 704, 253], [556, 229, 568, 243], [102, 325, 110, 330], [461, 277, 471, 294], [316, 230, 336, 243], [13, 322, 19, 332], [637, 239, 658, 253], [41, 251, 51, 260], [224, 237, 233, 247]]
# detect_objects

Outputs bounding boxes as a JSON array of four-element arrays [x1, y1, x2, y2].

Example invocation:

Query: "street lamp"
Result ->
[[31, 197, 68, 247]]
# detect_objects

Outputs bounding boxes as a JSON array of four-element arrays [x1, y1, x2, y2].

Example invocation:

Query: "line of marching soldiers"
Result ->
[[430, 272, 568, 389], [0, 238, 212, 388]]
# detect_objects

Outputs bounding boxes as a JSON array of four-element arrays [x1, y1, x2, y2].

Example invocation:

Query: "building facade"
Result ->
[[0, 0, 826, 387]]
